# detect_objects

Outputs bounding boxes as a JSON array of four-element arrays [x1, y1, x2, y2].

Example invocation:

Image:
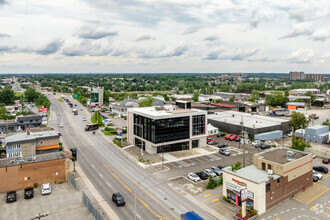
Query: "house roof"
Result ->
[[5, 130, 59, 144]]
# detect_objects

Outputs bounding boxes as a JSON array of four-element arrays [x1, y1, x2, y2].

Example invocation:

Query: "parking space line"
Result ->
[[98, 173, 103, 178], [212, 198, 219, 202], [208, 154, 222, 160], [203, 194, 211, 198], [107, 182, 112, 188], [166, 163, 177, 168], [193, 157, 205, 163], [177, 160, 190, 167], [136, 213, 141, 219]]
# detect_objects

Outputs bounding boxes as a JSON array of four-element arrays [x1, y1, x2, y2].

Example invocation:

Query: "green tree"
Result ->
[[265, 91, 288, 107], [192, 90, 200, 102], [322, 118, 330, 129], [231, 161, 242, 171], [229, 97, 235, 102], [138, 96, 154, 107], [304, 91, 316, 104], [247, 90, 260, 102], [289, 111, 309, 131], [24, 88, 40, 102], [0, 86, 16, 105], [292, 133, 311, 151]]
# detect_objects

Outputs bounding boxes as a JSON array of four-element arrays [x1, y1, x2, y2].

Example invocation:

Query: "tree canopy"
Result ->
[[265, 91, 288, 107], [289, 111, 309, 131], [0, 86, 16, 105], [138, 96, 154, 107]]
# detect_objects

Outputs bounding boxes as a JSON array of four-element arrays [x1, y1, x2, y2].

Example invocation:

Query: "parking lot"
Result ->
[[0, 182, 93, 220]]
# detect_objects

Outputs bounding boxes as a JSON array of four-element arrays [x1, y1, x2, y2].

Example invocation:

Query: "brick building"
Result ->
[[289, 71, 304, 81], [0, 152, 70, 193], [223, 147, 313, 214]]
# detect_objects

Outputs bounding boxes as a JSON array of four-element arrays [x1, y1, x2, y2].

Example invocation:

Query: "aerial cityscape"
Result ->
[[0, 1, 330, 220]]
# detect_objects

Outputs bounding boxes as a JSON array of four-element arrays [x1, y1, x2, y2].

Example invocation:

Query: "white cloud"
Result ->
[[310, 28, 330, 41], [280, 22, 314, 39], [289, 49, 314, 63]]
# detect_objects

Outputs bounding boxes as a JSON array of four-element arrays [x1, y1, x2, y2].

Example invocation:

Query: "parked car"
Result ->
[[188, 173, 201, 182], [6, 191, 16, 203], [312, 153, 316, 159], [322, 158, 329, 164], [252, 140, 261, 147], [219, 149, 230, 156], [240, 138, 250, 144], [41, 183, 52, 195], [82, 117, 86, 121], [218, 144, 228, 148], [313, 175, 319, 182], [225, 134, 233, 140], [195, 171, 208, 180], [288, 131, 293, 137], [112, 193, 126, 206], [217, 132, 226, 137], [234, 137, 241, 142], [24, 187, 34, 199], [259, 144, 270, 149], [204, 169, 217, 178], [313, 166, 328, 174], [207, 138, 215, 143], [313, 171, 323, 180], [208, 140, 218, 145], [228, 135, 238, 141], [218, 165, 225, 170], [210, 166, 223, 176], [59, 122, 64, 127]]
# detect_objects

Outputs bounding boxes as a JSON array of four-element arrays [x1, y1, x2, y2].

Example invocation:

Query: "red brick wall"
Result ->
[[266, 171, 313, 210], [0, 158, 68, 193]]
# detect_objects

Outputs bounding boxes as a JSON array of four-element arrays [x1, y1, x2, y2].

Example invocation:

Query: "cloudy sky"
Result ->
[[0, 0, 330, 73]]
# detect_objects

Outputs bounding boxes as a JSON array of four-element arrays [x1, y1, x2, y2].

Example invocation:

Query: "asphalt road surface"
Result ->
[[48, 94, 217, 220]]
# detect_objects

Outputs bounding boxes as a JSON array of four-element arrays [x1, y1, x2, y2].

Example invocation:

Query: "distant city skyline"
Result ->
[[0, 0, 330, 73]]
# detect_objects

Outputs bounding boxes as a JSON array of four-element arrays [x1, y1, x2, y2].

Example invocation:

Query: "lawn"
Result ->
[[101, 130, 116, 136], [57, 98, 64, 102]]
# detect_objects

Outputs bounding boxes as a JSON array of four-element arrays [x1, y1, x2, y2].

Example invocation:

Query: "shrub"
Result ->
[[122, 129, 127, 134], [33, 182, 38, 188], [113, 139, 123, 148]]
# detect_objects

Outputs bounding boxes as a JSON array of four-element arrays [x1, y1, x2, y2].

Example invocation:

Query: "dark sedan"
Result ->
[[24, 187, 34, 199], [6, 191, 16, 203], [322, 158, 329, 164], [217, 132, 226, 137], [218, 144, 228, 148], [313, 166, 328, 174], [209, 141, 218, 145], [195, 171, 209, 180]]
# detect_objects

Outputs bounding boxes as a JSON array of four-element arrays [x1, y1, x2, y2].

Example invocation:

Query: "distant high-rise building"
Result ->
[[304, 74, 324, 82], [289, 71, 304, 81]]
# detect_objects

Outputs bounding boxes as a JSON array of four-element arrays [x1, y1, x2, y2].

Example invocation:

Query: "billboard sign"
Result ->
[[241, 188, 248, 202], [38, 108, 48, 113]]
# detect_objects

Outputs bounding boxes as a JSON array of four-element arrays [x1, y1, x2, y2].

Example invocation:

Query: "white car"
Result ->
[[82, 117, 86, 121], [188, 173, 201, 182], [41, 183, 52, 195], [313, 171, 323, 180], [59, 123, 64, 127], [252, 140, 260, 147], [312, 153, 316, 159], [204, 169, 217, 178], [288, 131, 293, 137]]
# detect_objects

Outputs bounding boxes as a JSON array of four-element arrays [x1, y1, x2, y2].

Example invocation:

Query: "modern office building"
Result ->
[[289, 71, 304, 81], [90, 87, 104, 106], [223, 147, 313, 214], [127, 105, 207, 154], [207, 111, 290, 138], [4, 130, 60, 158]]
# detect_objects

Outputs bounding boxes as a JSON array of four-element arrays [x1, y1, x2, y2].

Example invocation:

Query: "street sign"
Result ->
[[70, 148, 77, 161], [241, 188, 248, 202]]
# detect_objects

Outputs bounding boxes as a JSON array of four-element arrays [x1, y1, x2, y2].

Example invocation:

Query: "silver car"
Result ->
[[41, 183, 51, 195], [204, 169, 217, 178], [210, 166, 223, 176]]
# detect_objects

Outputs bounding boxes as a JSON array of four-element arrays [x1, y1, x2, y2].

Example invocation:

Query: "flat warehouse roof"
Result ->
[[208, 111, 289, 129], [255, 147, 309, 164]]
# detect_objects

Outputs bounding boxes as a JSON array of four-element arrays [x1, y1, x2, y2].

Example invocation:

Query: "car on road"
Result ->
[[234, 137, 241, 142], [41, 183, 52, 195], [208, 140, 218, 145], [218, 144, 228, 148], [313, 171, 323, 180], [217, 132, 226, 137], [228, 135, 239, 141], [59, 122, 64, 127], [188, 173, 201, 182], [6, 191, 16, 203], [252, 140, 261, 147], [225, 134, 233, 140], [24, 187, 34, 199], [204, 169, 217, 178], [112, 193, 125, 206], [210, 166, 223, 176], [218, 165, 225, 170], [259, 144, 270, 149], [80, 108, 83, 111], [322, 158, 329, 164], [82, 117, 86, 121], [219, 149, 230, 156], [195, 172, 208, 180], [313, 166, 328, 174]]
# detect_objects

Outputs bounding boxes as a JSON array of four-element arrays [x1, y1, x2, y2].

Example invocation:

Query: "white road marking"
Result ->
[[274, 214, 278, 216], [91, 163, 94, 168], [281, 211, 284, 214], [292, 207, 297, 210], [98, 173, 103, 178], [311, 217, 319, 220], [179, 204, 187, 212], [107, 182, 112, 188], [136, 213, 141, 219], [301, 208, 305, 210], [286, 209, 290, 211], [267, 216, 271, 219], [158, 189, 164, 194]]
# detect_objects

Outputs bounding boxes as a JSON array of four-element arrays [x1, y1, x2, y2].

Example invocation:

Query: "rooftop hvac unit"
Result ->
[[268, 176, 274, 180], [32, 156, 36, 161], [268, 169, 274, 175], [286, 150, 295, 161]]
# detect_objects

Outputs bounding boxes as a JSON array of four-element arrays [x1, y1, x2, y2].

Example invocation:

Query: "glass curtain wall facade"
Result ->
[[192, 115, 205, 136], [134, 114, 190, 144]]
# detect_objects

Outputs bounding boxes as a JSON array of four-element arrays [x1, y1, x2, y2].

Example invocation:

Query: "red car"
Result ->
[[322, 158, 329, 164], [225, 134, 233, 140], [229, 135, 238, 141], [207, 138, 215, 143]]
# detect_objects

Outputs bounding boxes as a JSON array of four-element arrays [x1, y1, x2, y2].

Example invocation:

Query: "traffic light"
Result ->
[[70, 148, 77, 161]]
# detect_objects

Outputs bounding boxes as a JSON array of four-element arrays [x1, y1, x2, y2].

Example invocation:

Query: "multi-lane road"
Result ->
[[48, 94, 217, 220]]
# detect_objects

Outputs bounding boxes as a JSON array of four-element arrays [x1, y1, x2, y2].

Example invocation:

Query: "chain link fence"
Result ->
[[69, 173, 77, 190], [82, 191, 104, 220]]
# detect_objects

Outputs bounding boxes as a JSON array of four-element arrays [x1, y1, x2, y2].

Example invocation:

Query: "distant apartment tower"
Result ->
[[304, 74, 324, 82], [289, 71, 304, 81]]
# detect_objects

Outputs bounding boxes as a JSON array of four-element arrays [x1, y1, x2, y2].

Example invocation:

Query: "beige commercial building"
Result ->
[[223, 147, 313, 214]]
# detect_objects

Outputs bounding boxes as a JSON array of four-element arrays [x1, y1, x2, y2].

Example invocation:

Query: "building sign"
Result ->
[[227, 183, 254, 198], [241, 188, 248, 202], [38, 108, 48, 113], [232, 178, 247, 186]]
